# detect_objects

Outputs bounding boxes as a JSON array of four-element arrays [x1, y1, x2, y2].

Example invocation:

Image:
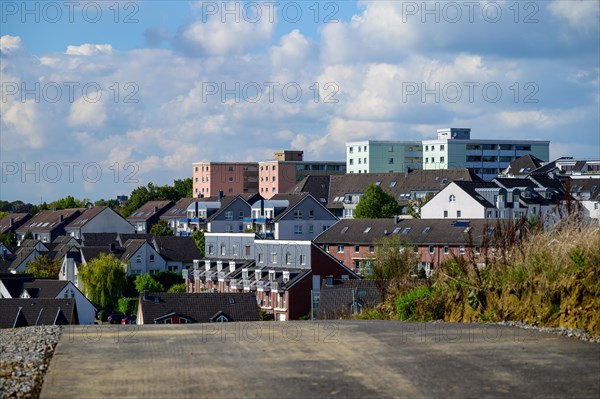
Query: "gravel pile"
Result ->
[[0, 326, 61, 399], [497, 320, 600, 344]]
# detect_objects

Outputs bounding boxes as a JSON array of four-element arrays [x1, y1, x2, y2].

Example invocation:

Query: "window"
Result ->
[[208, 244, 214, 255], [355, 245, 360, 253], [338, 244, 344, 253], [369, 244, 374, 253], [595, 203, 599, 210], [364, 146, 367, 152], [136, 255, 141, 263], [425, 145, 429, 151], [285, 253, 292, 264], [221, 244, 226, 256], [300, 255, 306, 265], [425, 158, 429, 163], [271, 253, 277, 263], [324, 244, 330, 252], [228, 177, 234, 182], [226, 225, 233, 233], [388, 146, 394, 152], [431, 157, 435, 163], [460, 246, 465, 255], [444, 246, 449, 254], [440, 145, 445, 151], [457, 210, 461, 218], [363, 227, 371, 233], [440, 157, 445, 163], [225, 211, 233, 221], [443, 210, 448, 218], [258, 253, 264, 263], [239, 211, 244, 220], [294, 210, 303, 220], [388, 158, 394, 164], [349, 159, 354, 165], [308, 225, 314, 234], [358, 158, 362, 164], [449, 195, 456, 203], [294, 225, 303, 235], [150, 255, 155, 263], [429, 245, 434, 254]]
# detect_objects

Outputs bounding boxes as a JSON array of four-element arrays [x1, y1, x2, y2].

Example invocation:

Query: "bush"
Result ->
[[167, 283, 186, 293], [117, 297, 138, 316], [98, 310, 108, 322], [396, 287, 433, 321], [154, 271, 184, 291]]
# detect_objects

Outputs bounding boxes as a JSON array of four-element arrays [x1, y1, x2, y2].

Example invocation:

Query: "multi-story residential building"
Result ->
[[192, 162, 258, 198], [346, 141, 423, 174], [64, 206, 134, 239], [422, 128, 550, 180], [15, 209, 83, 244], [314, 218, 495, 277], [244, 193, 338, 240], [259, 150, 345, 199], [126, 201, 174, 234], [188, 233, 359, 320]]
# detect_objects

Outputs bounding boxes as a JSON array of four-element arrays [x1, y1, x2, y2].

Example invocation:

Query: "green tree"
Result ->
[[154, 271, 184, 291], [150, 220, 174, 236], [0, 211, 8, 220], [134, 274, 164, 294], [79, 253, 127, 308], [23, 230, 34, 242], [192, 229, 206, 257], [24, 255, 62, 278], [173, 178, 193, 198], [47, 196, 86, 210], [0, 231, 16, 247], [406, 192, 435, 219], [95, 199, 120, 209], [121, 186, 152, 217], [167, 283, 187, 293], [354, 184, 402, 219]]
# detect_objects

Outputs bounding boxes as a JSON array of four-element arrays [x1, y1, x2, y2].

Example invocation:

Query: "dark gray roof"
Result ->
[[22, 280, 70, 298], [502, 154, 544, 176], [286, 175, 331, 204], [81, 246, 124, 263], [82, 233, 118, 247], [160, 198, 201, 218], [16, 209, 83, 233], [453, 181, 498, 208], [0, 213, 32, 234], [152, 236, 203, 262], [316, 279, 382, 320], [65, 206, 109, 229], [494, 178, 537, 189], [138, 292, 260, 324], [314, 218, 496, 246], [120, 239, 149, 261], [0, 274, 35, 298], [0, 298, 78, 328], [127, 201, 174, 221]]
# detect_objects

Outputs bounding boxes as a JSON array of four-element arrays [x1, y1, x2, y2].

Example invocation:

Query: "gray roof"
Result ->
[[82, 233, 118, 247], [138, 292, 260, 324], [22, 280, 70, 298], [314, 218, 496, 246], [316, 279, 382, 320], [0, 273, 35, 298], [16, 209, 83, 233], [0, 298, 78, 328], [453, 181, 498, 208], [120, 239, 149, 261], [286, 175, 331, 205], [502, 154, 545, 176], [152, 236, 203, 262], [127, 201, 174, 221], [65, 206, 109, 229], [0, 213, 32, 234]]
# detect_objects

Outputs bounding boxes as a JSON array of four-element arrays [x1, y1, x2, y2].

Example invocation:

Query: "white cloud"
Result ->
[[66, 44, 113, 56], [549, 0, 600, 32], [0, 35, 22, 53], [67, 95, 107, 128], [1, 100, 44, 149]]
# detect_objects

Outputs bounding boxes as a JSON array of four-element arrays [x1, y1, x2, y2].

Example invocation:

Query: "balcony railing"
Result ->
[[230, 278, 241, 289], [257, 281, 271, 291], [243, 279, 256, 290], [271, 282, 279, 291], [179, 217, 204, 224], [218, 271, 227, 280]]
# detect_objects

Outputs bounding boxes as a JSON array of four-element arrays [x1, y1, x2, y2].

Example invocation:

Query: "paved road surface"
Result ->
[[41, 321, 600, 398]]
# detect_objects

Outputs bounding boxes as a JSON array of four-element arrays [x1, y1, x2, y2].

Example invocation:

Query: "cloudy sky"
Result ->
[[1, 0, 599, 203]]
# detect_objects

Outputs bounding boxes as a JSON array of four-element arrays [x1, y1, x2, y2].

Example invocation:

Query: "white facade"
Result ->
[[423, 128, 550, 180]]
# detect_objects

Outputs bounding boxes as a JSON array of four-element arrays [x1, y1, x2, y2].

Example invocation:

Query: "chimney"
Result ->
[[218, 190, 224, 200], [326, 275, 334, 287], [195, 201, 199, 218], [143, 290, 150, 301], [384, 229, 389, 235], [59, 214, 64, 223], [260, 199, 265, 217], [108, 243, 115, 253], [9, 218, 14, 227], [153, 206, 158, 213]]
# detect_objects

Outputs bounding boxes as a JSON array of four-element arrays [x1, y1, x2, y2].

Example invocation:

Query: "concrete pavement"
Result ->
[[40, 321, 600, 398]]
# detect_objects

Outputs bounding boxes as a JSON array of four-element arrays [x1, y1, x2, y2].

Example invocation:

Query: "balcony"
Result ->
[[218, 271, 228, 281], [257, 281, 271, 291], [254, 217, 274, 224], [179, 217, 204, 224], [271, 282, 279, 291], [243, 279, 256, 290], [230, 278, 241, 289]]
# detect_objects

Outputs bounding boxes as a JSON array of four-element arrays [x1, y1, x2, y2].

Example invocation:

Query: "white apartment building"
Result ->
[[345, 141, 423, 174], [422, 128, 550, 180]]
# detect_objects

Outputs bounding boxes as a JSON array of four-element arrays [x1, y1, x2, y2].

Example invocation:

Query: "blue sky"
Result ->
[[1, 0, 599, 203]]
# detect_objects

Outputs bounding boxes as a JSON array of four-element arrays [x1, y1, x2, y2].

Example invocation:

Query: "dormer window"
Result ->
[[283, 271, 290, 283]]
